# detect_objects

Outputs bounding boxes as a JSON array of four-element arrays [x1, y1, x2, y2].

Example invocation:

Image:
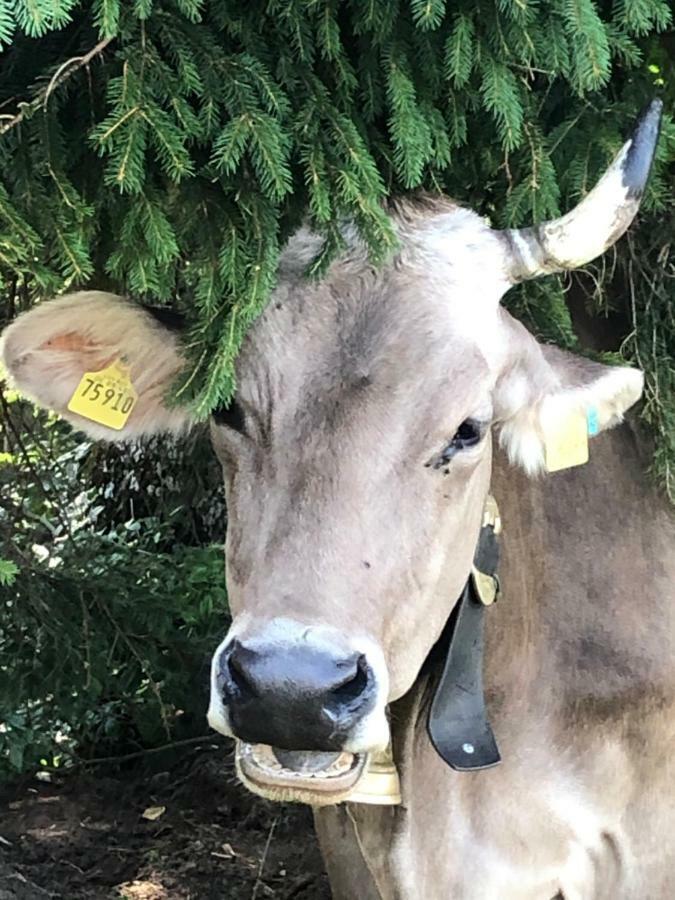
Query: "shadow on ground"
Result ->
[[0, 749, 330, 899]]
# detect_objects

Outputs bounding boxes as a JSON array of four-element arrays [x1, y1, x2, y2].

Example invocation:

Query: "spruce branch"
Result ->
[[0, 0, 671, 497], [0, 35, 114, 137]]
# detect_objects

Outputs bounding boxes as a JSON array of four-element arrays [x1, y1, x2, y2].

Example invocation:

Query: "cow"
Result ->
[[2, 100, 674, 899]]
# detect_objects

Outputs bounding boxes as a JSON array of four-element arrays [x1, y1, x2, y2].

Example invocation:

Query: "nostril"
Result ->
[[226, 644, 260, 699], [330, 653, 369, 702]]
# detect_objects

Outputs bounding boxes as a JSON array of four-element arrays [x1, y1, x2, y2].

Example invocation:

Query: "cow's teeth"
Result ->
[[236, 741, 370, 802], [241, 743, 360, 780]]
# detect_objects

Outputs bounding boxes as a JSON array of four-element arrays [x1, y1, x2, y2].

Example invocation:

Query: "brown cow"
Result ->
[[3, 101, 673, 898]]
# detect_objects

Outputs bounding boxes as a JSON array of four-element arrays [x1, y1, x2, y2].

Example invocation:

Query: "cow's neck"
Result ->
[[484, 416, 675, 739], [315, 419, 675, 899]]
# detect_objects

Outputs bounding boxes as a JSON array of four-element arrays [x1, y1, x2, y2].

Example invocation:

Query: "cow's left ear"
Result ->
[[0, 291, 197, 441], [494, 317, 643, 475]]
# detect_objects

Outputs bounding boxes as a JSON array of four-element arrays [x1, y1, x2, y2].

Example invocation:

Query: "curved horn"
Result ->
[[502, 99, 663, 283]]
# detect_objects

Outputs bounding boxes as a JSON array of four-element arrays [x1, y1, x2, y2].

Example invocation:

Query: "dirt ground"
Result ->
[[0, 748, 331, 900]]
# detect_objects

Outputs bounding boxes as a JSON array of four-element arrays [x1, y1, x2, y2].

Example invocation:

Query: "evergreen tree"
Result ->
[[0, 0, 672, 493]]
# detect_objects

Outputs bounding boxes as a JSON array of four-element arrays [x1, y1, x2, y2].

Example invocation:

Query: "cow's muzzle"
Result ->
[[208, 626, 391, 803], [219, 639, 376, 750]]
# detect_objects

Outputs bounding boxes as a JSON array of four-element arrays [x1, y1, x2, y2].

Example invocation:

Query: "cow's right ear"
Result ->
[[0, 291, 197, 441]]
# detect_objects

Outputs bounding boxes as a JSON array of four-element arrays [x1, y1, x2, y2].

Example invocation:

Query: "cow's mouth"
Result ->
[[235, 741, 369, 806]]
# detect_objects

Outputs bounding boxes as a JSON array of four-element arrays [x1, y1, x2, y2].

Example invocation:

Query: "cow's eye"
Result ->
[[449, 419, 482, 451], [426, 419, 484, 470], [212, 400, 246, 434]]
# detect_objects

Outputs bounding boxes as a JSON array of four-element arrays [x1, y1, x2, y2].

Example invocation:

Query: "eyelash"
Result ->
[[425, 419, 484, 471]]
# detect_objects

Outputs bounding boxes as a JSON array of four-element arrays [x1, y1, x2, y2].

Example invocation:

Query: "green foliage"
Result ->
[[0, 388, 228, 777], [0, 0, 670, 428], [444, 14, 475, 88], [0, 558, 19, 585], [0, 0, 674, 774]]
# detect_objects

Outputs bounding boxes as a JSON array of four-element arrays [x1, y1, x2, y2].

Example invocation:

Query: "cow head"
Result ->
[[0, 102, 661, 804]]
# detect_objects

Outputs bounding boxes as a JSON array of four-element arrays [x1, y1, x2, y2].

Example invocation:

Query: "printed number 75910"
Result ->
[[80, 378, 134, 413]]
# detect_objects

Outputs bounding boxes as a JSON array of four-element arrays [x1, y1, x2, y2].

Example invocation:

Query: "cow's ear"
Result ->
[[494, 318, 643, 475], [0, 291, 197, 440]]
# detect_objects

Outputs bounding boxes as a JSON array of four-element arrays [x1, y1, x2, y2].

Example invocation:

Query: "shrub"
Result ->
[[0, 389, 227, 777]]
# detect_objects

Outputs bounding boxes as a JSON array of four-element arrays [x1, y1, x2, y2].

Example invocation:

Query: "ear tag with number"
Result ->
[[67, 359, 137, 430], [543, 409, 589, 473]]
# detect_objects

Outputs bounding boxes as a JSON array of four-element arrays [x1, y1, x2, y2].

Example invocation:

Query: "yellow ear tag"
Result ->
[[67, 359, 138, 431], [543, 409, 589, 473]]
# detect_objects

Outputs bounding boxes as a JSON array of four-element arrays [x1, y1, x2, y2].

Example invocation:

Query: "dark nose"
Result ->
[[219, 639, 374, 750]]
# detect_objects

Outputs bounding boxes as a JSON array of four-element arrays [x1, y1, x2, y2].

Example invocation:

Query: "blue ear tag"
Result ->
[[587, 407, 600, 437]]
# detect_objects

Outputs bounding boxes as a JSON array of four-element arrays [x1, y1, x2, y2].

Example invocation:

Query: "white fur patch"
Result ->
[[404, 209, 512, 365], [499, 408, 547, 475]]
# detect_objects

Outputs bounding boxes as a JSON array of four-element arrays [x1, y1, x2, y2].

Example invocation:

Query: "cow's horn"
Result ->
[[501, 99, 663, 283]]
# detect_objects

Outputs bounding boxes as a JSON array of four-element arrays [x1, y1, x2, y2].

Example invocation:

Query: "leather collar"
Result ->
[[427, 496, 502, 771]]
